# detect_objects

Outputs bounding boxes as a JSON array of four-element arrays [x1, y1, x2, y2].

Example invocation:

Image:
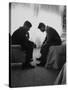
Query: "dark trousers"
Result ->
[[40, 44, 50, 65], [40, 41, 62, 65], [21, 40, 36, 64]]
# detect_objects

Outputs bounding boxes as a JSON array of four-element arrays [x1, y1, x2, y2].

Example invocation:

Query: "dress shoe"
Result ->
[[37, 63, 45, 67], [22, 63, 35, 70]]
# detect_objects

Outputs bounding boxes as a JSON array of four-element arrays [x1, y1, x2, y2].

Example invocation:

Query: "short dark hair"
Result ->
[[24, 20, 32, 28], [38, 23, 45, 29]]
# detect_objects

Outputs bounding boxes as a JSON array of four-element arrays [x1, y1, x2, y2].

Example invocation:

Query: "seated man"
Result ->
[[37, 22, 62, 67], [12, 20, 36, 69]]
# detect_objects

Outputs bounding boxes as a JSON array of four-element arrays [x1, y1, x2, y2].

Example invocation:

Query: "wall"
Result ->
[[10, 3, 65, 45]]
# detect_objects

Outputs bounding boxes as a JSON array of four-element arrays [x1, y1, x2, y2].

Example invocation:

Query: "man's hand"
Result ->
[[26, 32, 29, 39], [33, 43, 36, 48]]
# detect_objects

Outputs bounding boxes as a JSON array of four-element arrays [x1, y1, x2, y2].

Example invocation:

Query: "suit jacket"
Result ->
[[12, 27, 29, 45], [42, 26, 62, 46]]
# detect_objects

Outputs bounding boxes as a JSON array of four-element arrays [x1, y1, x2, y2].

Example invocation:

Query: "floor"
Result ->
[[10, 65, 59, 87], [10, 46, 59, 87]]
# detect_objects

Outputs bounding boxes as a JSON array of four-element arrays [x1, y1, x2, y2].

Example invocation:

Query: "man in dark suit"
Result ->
[[37, 22, 62, 67], [12, 21, 36, 69]]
